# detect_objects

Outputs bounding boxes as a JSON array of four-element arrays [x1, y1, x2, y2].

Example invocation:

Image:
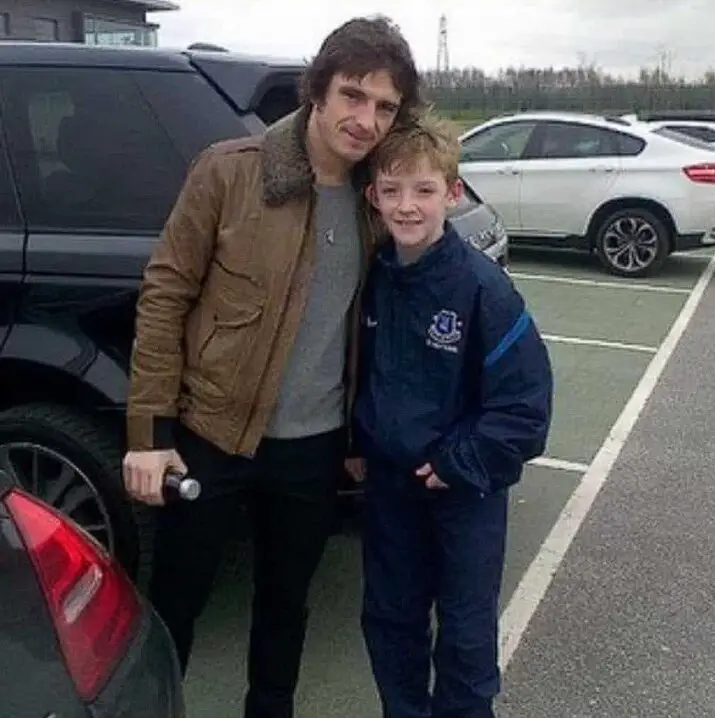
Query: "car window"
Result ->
[[460, 122, 536, 162], [189, 56, 301, 126], [0, 67, 187, 234], [255, 83, 301, 126], [0, 126, 22, 231], [132, 70, 249, 162], [615, 132, 645, 156], [536, 122, 620, 159], [664, 124, 715, 144]]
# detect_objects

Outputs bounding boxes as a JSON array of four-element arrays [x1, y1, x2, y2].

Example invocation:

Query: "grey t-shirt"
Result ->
[[264, 182, 363, 439]]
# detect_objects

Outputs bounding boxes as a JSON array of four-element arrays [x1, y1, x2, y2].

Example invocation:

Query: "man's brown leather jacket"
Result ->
[[126, 107, 376, 456]]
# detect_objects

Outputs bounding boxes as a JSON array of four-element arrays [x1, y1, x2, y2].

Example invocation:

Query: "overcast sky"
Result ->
[[150, 0, 714, 80]]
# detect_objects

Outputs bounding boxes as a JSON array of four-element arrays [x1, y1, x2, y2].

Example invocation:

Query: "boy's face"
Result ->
[[371, 157, 463, 254], [313, 72, 402, 165]]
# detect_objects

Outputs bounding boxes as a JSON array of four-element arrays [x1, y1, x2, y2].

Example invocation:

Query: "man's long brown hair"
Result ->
[[300, 15, 423, 125]]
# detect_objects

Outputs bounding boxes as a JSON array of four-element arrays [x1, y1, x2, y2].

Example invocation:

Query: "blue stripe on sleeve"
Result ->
[[484, 309, 531, 368]]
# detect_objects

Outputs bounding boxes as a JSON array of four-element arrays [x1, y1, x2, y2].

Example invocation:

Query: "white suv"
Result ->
[[459, 111, 715, 277]]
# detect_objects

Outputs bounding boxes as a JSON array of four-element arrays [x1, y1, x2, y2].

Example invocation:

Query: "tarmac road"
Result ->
[[498, 252, 715, 717]]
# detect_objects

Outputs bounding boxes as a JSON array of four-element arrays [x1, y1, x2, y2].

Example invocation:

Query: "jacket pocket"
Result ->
[[185, 264, 266, 391], [199, 304, 263, 365]]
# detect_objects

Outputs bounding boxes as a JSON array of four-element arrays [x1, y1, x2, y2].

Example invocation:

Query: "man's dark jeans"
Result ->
[[147, 422, 345, 718]]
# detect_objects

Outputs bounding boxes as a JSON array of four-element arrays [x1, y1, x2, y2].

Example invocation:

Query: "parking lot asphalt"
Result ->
[[498, 251, 715, 718], [181, 246, 715, 718]]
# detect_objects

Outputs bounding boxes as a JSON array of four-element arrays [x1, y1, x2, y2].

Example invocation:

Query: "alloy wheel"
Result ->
[[602, 216, 660, 273], [0, 441, 114, 553]]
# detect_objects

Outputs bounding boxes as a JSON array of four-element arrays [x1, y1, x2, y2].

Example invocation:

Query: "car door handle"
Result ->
[[589, 165, 616, 173], [497, 167, 520, 175]]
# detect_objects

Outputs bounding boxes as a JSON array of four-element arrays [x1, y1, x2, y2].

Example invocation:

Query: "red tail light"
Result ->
[[683, 163, 715, 183], [5, 490, 141, 702]]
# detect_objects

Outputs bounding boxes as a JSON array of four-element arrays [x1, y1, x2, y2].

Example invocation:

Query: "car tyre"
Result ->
[[0, 403, 151, 580], [594, 207, 670, 278]]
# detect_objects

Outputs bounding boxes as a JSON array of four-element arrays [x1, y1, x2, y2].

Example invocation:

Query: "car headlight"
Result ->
[[472, 218, 506, 249]]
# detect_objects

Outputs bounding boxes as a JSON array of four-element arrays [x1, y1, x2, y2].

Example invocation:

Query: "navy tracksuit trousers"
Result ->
[[361, 463, 508, 718]]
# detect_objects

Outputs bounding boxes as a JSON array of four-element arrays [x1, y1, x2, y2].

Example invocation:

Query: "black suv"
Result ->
[[0, 42, 508, 579]]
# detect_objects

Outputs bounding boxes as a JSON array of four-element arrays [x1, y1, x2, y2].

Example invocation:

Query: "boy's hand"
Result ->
[[345, 457, 366, 483], [416, 462, 449, 490]]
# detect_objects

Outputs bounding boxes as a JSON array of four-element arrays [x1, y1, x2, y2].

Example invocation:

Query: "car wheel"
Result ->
[[0, 403, 150, 580], [594, 208, 670, 278]]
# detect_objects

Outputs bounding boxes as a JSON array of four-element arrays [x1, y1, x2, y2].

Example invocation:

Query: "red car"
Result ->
[[0, 469, 185, 718]]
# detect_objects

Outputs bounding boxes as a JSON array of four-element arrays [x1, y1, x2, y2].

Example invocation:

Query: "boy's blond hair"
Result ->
[[370, 107, 461, 183]]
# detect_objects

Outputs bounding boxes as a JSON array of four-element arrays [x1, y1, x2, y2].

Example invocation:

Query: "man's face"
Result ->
[[313, 71, 402, 165], [370, 157, 463, 255]]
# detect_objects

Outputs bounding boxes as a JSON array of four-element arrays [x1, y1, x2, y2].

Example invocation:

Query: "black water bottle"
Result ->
[[162, 471, 201, 503]]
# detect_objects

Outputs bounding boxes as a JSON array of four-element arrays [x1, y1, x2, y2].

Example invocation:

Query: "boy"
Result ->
[[352, 111, 554, 718]]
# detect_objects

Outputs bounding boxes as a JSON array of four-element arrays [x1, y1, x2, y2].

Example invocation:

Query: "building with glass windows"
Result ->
[[0, 1, 179, 47]]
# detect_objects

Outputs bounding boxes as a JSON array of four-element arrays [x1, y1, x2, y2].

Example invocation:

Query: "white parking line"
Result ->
[[543, 334, 658, 354], [499, 250, 715, 671], [512, 271, 691, 295], [529, 456, 590, 473]]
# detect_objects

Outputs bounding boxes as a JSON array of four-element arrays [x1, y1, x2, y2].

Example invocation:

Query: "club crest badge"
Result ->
[[427, 310, 462, 352]]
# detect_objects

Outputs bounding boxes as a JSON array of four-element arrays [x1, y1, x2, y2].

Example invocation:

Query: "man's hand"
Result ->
[[344, 457, 366, 483], [123, 449, 188, 506], [416, 462, 449, 490]]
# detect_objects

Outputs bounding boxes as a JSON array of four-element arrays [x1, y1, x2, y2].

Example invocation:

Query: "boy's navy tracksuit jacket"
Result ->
[[353, 221, 553, 492], [352, 222, 554, 717]]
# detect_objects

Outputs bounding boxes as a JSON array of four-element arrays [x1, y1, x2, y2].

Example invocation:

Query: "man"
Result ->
[[122, 15, 421, 718]]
